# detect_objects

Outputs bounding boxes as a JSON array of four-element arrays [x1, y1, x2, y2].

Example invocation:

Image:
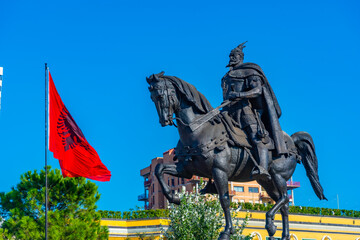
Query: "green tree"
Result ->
[[164, 182, 252, 240], [0, 167, 108, 240]]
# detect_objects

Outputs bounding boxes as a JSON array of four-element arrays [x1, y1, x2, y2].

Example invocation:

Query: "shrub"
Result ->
[[164, 184, 252, 240]]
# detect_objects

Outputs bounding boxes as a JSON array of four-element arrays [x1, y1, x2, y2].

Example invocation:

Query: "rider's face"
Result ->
[[228, 52, 242, 67]]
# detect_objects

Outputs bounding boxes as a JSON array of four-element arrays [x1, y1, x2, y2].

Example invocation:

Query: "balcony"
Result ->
[[138, 193, 148, 201], [286, 181, 300, 190], [144, 179, 152, 187]]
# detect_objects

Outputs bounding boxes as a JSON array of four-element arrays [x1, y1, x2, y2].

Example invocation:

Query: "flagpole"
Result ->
[[0, 67, 3, 111], [45, 63, 48, 240]]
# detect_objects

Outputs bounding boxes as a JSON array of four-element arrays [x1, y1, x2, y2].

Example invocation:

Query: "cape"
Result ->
[[232, 62, 281, 117], [231, 62, 287, 155]]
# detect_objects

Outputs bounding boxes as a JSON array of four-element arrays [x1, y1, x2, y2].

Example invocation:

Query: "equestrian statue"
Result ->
[[146, 42, 327, 240]]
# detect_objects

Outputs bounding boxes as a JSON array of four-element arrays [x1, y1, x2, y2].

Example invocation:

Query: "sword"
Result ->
[[189, 100, 232, 132]]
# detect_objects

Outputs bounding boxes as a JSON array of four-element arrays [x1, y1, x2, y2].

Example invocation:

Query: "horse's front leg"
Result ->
[[155, 162, 192, 205], [212, 149, 233, 240]]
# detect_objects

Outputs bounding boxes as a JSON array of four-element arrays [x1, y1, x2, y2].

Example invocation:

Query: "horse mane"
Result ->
[[162, 75, 213, 114]]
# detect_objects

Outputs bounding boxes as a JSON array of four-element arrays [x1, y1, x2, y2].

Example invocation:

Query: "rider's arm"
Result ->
[[231, 75, 262, 99]]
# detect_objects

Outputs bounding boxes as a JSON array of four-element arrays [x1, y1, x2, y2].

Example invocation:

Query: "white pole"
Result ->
[[291, 177, 295, 206], [0, 67, 3, 110]]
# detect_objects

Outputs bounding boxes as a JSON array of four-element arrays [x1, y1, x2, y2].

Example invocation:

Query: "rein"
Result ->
[[164, 81, 180, 128], [171, 117, 189, 128]]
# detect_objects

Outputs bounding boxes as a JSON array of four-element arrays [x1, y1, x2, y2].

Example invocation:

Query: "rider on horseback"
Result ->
[[221, 42, 288, 181]]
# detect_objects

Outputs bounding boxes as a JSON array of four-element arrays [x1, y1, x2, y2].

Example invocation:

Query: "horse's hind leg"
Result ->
[[279, 202, 290, 240], [259, 173, 290, 240], [155, 162, 192, 205], [273, 174, 290, 240], [257, 179, 280, 239]]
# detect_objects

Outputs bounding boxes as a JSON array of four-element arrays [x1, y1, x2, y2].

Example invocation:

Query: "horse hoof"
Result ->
[[218, 231, 230, 240], [281, 236, 290, 240], [266, 223, 277, 236]]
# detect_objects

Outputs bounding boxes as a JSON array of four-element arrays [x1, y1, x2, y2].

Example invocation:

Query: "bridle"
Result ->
[[150, 80, 181, 127]]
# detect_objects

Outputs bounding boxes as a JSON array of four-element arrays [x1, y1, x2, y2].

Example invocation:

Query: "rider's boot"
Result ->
[[252, 143, 271, 181]]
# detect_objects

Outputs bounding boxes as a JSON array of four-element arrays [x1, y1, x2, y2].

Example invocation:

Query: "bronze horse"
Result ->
[[147, 72, 326, 240]]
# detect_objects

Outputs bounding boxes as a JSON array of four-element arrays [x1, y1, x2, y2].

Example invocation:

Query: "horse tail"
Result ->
[[291, 131, 327, 200]]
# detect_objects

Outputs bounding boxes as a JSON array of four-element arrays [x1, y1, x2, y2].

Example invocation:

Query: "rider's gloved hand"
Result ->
[[228, 91, 240, 100]]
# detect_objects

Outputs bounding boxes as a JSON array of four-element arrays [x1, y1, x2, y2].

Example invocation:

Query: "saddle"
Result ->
[[175, 111, 252, 161]]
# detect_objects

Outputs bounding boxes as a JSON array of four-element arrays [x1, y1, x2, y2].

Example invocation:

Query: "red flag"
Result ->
[[49, 71, 111, 181]]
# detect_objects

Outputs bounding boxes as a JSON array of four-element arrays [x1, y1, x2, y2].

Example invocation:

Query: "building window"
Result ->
[[152, 184, 154, 193], [249, 187, 259, 193], [181, 178, 185, 184], [171, 178, 175, 187], [234, 186, 244, 192]]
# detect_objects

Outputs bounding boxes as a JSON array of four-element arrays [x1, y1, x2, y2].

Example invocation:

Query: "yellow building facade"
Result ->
[[101, 211, 360, 240]]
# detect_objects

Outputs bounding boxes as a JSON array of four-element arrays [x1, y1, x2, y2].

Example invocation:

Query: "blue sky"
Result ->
[[0, 0, 359, 212]]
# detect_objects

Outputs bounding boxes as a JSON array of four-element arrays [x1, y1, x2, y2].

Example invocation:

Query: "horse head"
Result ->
[[147, 71, 180, 127]]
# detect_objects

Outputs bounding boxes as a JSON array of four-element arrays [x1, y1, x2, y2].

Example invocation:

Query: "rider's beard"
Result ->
[[226, 61, 236, 68]]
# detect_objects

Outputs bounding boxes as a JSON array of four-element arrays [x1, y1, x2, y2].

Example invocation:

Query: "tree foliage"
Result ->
[[0, 167, 108, 240], [164, 183, 252, 240]]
